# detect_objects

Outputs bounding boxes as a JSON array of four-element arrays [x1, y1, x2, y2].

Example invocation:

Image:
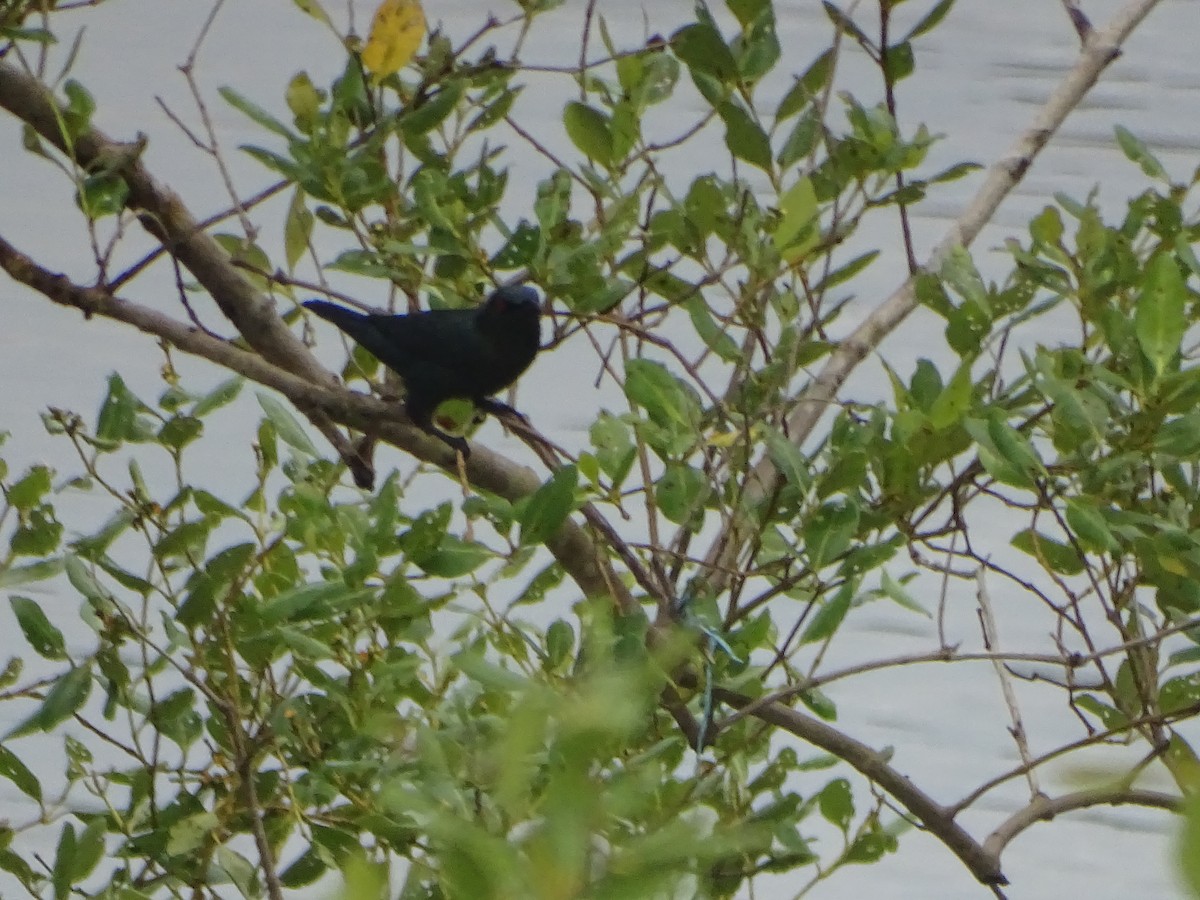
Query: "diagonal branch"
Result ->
[[699, 0, 1164, 597], [0, 58, 318, 374], [714, 685, 1008, 886], [0, 232, 635, 611], [0, 57, 697, 737]]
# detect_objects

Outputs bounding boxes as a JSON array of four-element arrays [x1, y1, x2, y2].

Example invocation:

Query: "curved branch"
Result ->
[[0, 61, 698, 737], [0, 58, 319, 376], [700, 0, 1164, 593], [0, 233, 633, 610], [982, 787, 1178, 858], [714, 686, 1008, 886]]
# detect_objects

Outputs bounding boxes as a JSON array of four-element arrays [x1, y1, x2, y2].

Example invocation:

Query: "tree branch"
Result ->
[[982, 787, 1178, 858], [699, 0, 1164, 596], [0, 56, 699, 738], [714, 686, 1008, 886], [0, 233, 636, 611]]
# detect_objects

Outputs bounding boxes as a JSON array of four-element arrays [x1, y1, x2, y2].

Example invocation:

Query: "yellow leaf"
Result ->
[[361, 0, 426, 78], [706, 430, 740, 448]]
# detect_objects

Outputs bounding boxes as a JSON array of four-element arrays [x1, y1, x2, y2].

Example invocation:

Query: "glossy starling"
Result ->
[[304, 286, 541, 457]]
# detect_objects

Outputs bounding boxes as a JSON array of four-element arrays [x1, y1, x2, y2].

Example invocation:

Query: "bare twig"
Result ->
[[976, 567, 1040, 799]]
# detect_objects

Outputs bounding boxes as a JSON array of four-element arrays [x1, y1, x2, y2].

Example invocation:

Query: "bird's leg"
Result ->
[[429, 427, 470, 458], [475, 396, 528, 424], [406, 397, 471, 459]]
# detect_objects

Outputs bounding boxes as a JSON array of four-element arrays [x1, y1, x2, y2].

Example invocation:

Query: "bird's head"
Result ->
[[484, 285, 540, 314], [477, 285, 541, 332]]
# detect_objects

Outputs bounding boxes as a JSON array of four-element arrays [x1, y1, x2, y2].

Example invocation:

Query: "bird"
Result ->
[[304, 285, 541, 458]]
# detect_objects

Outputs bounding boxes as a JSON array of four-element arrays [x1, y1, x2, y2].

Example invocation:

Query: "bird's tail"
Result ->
[[303, 300, 398, 372], [303, 299, 369, 333], [304, 300, 391, 356]]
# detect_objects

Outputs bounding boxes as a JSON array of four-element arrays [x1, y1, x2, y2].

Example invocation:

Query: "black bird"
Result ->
[[304, 286, 541, 457]]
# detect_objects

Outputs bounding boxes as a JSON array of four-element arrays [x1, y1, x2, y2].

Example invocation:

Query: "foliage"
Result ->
[[0, 0, 1194, 897]]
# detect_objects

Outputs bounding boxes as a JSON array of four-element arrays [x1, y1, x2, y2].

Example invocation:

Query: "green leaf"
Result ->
[[8, 664, 92, 739], [78, 172, 129, 219], [401, 81, 465, 136], [159, 415, 203, 451], [52, 822, 76, 900], [803, 502, 859, 569], [654, 463, 709, 525], [217, 846, 259, 897], [284, 187, 314, 271], [1136, 254, 1186, 379], [727, 0, 769, 27], [9, 597, 67, 660], [963, 417, 1043, 490], [882, 41, 914, 81], [412, 536, 493, 577], [563, 102, 614, 167], [65, 555, 110, 604], [285, 72, 323, 132], [219, 85, 296, 139], [800, 581, 854, 644], [491, 220, 542, 270], [452, 651, 529, 691], [10, 508, 62, 557], [61, 79, 94, 136], [671, 22, 739, 84], [71, 818, 106, 883], [1065, 499, 1120, 553], [772, 177, 818, 260], [764, 426, 811, 489], [1179, 795, 1200, 897], [846, 828, 898, 864], [590, 413, 636, 485], [719, 101, 772, 172], [519, 465, 578, 545], [259, 582, 375, 623], [96, 373, 149, 447], [939, 246, 988, 307], [281, 849, 328, 888], [192, 377, 243, 416], [545, 619, 575, 670], [1011, 529, 1085, 576], [292, 0, 333, 26], [8, 465, 51, 511], [879, 570, 928, 617], [927, 362, 973, 429], [903, 0, 955, 40], [684, 296, 740, 361], [1115, 125, 1168, 181], [256, 393, 319, 457], [734, 4, 780, 82], [0, 744, 42, 801], [624, 360, 701, 442], [822, 1, 872, 48], [817, 777, 854, 830], [0, 557, 64, 589]]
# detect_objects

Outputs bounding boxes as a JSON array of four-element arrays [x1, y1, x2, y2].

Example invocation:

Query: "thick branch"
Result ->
[[714, 686, 1008, 886], [0, 234, 636, 612], [982, 787, 1178, 858], [0, 58, 321, 376], [0, 58, 697, 732]]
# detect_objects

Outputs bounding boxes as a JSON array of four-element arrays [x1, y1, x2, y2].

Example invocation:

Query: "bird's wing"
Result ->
[[362, 309, 494, 397]]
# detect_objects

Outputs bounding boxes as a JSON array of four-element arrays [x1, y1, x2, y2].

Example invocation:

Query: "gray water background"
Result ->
[[1, 0, 1198, 897]]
